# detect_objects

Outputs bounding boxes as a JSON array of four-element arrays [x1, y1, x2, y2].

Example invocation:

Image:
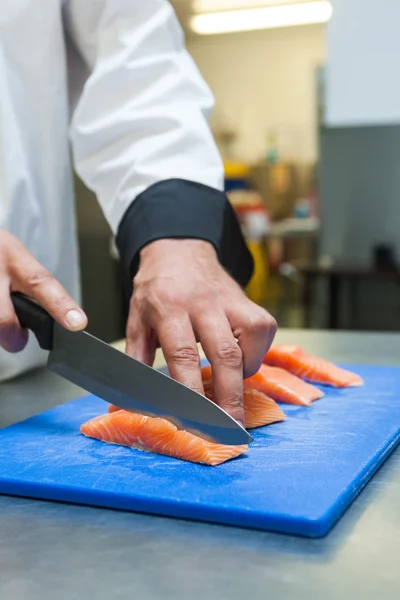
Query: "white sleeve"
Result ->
[[64, 0, 224, 234]]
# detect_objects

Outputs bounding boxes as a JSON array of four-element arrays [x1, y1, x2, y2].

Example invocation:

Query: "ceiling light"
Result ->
[[193, 0, 306, 13], [190, 1, 333, 35]]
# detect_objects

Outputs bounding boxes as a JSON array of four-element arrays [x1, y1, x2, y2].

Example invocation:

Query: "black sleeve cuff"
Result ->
[[116, 178, 254, 294]]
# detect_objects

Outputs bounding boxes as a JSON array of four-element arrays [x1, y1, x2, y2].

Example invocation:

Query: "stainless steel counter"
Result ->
[[0, 330, 399, 599]]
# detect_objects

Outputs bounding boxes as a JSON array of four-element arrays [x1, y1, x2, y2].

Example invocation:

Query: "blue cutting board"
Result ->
[[0, 364, 399, 538]]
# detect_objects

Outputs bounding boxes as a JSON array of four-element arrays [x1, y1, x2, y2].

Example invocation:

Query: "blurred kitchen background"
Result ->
[[74, 0, 400, 342]]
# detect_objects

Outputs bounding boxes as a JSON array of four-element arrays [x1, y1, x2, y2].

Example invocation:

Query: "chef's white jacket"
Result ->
[[0, 0, 252, 381]]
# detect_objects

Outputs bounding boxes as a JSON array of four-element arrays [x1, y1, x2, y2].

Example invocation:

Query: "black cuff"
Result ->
[[116, 178, 254, 294]]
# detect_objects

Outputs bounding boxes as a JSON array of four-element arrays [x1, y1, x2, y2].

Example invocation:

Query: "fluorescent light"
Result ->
[[193, 0, 306, 13], [190, 1, 333, 35]]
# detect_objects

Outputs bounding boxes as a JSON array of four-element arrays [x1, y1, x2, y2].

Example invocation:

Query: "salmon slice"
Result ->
[[201, 363, 321, 407], [264, 345, 364, 388], [204, 384, 286, 429], [244, 364, 324, 406], [200, 367, 286, 428], [81, 410, 248, 466]]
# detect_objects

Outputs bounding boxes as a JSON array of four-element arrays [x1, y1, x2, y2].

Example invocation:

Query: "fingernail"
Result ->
[[66, 310, 86, 329]]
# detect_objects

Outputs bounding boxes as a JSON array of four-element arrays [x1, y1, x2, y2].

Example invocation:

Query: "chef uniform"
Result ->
[[0, 0, 252, 381]]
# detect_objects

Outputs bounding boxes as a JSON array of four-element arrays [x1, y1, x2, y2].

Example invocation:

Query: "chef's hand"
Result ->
[[0, 230, 87, 352], [126, 239, 277, 425]]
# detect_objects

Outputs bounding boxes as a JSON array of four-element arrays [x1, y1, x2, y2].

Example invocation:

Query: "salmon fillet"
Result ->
[[264, 345, 364, 388], [201, 363, 321, 407], [244, 364, 324, 406], [200, 366, 286, 428], [81, 410, 248, 466]]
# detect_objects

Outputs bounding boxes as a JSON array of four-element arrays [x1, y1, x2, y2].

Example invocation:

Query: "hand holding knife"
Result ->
[[11, 293, 252, 446]]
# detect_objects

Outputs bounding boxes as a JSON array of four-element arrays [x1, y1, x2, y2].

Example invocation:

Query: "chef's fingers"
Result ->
[[126, 317, 157, 366], [155, 311, 204, 396], [193, 311, 244, 426], [8, 241, 87, 331], [227, 303, 277, 379], [0, 277, 28, 353]]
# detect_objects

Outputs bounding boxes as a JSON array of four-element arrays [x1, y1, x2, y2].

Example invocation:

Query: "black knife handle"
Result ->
[[11, 292, 54, 351]]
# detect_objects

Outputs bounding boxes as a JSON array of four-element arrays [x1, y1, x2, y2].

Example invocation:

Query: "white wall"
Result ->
[[187, 25, 326, 162], [326, 0, 400, 127]]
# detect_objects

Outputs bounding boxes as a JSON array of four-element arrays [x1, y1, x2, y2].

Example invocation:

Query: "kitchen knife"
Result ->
[[11, 293, 253, 446]]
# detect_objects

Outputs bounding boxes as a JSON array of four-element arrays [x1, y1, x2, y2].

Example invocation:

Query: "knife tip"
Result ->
[[244, 431, 254, 445]]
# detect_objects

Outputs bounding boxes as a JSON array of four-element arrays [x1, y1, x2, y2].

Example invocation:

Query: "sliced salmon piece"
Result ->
[[201, 363, 321, 407], [200, 373, 286, 429], [244, 364, 324, 406], [242, 389, 286, 428], [200, 365, 213, 383], [264, 345, 364, 388], [81, 410, 248, 466]]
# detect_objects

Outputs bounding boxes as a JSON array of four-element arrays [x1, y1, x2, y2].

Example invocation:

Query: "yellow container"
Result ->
[[224, 160, 250, 180], [245, 240, 269, 307], [228, 190, 269, 307]]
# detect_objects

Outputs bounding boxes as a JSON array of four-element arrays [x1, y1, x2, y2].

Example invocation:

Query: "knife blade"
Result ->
[[11, 293, 253, 446]]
